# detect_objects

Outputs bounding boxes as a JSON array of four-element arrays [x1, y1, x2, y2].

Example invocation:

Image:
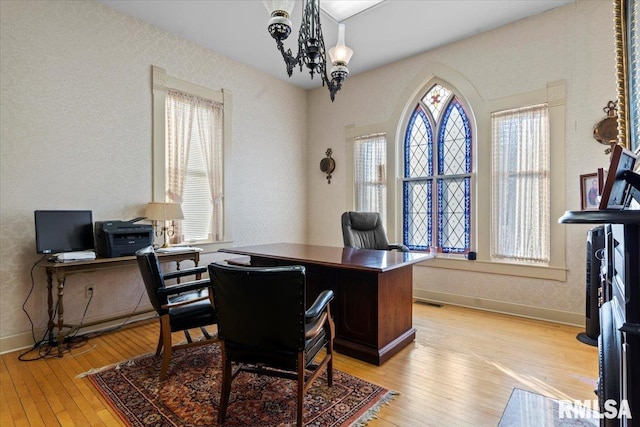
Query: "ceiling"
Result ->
[[97, 0, 575, 90]]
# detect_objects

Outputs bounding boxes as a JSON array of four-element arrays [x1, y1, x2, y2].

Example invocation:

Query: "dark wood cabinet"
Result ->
[[560, 211, 640, 425], [601, 223, 639, 426]]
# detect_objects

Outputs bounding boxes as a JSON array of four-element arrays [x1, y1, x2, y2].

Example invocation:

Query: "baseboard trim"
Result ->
[[413, 289, 584, 327], [3, 293, 582, 355], [0, 311, 157, 356]]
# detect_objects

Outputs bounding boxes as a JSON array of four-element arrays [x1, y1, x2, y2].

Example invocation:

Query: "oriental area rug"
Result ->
[[84, 344, 396, 427]]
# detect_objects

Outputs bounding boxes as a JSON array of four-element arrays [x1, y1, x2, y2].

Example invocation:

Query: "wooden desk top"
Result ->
[[219, 243, 432, 273]]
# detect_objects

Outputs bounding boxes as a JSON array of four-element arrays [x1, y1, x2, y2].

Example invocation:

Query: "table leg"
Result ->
[[175, 261, 181, 284], [46, 270, 55, 344], [56, 274, 66, 357], [175, 255, 201, 281]]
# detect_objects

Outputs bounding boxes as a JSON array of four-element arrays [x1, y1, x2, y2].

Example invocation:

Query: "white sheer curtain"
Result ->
[[491, 104, 550, 264], [165, 90, 193, 243], [165, 89, 223, 243], [194, 99, 223, 241], [354, 133, 387, 223]]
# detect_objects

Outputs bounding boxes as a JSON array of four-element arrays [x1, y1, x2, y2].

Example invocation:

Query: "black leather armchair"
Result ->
[[135, 246, 218, 381], [208, 262, 335, 427], [341, 211, 410, 252]]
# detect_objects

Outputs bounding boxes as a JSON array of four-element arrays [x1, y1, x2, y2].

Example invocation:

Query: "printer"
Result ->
[[95, 218, 154, 258]]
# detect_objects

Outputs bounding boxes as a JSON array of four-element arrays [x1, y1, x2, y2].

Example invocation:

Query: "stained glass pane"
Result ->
[[422, 84, 452, 122], [438, 99, 471, 175], [404, 107, 432, 178], [437, 177, 470, 253], [403, 180, 432, 250]]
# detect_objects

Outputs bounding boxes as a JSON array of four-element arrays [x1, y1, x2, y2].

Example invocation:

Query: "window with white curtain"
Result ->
[[353, 133, 387, 223], [152, 66, 232, 247], [165, 90, 223, 243], [491, 104, 550, 264]]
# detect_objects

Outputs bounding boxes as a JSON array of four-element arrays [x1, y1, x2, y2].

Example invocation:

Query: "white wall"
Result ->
[[0, 0, 308, 352], [306, 0, 616, 323]]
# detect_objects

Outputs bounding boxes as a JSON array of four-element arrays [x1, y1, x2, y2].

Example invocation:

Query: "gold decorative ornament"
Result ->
[[320, 148, 335, 184], [613, 0, 639, 154], [593, 100, 619, 153]]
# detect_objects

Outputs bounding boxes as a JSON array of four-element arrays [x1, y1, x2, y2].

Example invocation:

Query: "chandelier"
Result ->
[[263, 0, 354, 101]]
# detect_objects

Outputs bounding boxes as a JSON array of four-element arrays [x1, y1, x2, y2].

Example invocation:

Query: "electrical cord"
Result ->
[[19, 258, 153, 361], [19, 259, 121, 361], [67, 289, 94, 339], [22, 254, 47, 343], [20, 256, 81, 361], [18, 255, 57, 361], [79, 290, 151, 340]]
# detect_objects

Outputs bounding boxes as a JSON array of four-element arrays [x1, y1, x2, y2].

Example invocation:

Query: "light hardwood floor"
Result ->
[[1, 302, 598, 426]]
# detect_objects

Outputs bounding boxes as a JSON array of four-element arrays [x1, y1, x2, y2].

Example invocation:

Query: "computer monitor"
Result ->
[[34, 210, 94, 254], [598, 144, 639, 210]]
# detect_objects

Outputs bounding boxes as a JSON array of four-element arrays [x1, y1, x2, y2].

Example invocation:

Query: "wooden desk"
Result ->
[[219, 243, 432, 365], [38, 249, 201, 357]]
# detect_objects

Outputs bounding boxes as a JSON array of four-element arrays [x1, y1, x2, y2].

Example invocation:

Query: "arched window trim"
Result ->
[[391, 66, 566, 281], [402, 79, 474, 254]]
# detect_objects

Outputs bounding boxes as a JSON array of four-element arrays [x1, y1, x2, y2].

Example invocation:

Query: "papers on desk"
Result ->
[[156, 246, 202, 253]]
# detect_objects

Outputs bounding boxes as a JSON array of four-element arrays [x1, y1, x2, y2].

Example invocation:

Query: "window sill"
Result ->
[[416, 256, 567, 281]]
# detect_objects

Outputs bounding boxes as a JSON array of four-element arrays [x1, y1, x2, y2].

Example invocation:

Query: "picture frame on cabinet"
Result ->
[[580, 173, 599, 210], [599, 144, 638, 210]]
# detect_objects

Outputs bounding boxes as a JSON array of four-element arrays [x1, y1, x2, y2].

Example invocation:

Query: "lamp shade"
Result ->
[[328, 24, 353, 65], [263, 0, 295, 16], [144, 202, 184, 222]]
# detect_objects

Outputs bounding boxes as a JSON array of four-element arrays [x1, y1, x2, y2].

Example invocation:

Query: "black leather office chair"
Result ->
[[341, 211, 409, 252], [135, 246, 218, 381], [208, 262, 335, 427]]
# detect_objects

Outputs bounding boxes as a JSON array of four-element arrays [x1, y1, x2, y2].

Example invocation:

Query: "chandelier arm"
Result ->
[[313, 9, 342, 101], [298, 0, 316, 78], [275, 39, 301, 77], [320, 69, 342, 102]]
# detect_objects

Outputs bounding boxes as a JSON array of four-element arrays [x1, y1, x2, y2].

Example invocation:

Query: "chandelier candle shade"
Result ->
[[144, 202, 184, 248], [263, 0, 353, 101]]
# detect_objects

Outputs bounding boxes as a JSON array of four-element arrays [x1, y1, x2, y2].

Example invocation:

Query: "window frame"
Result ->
[[151, 65, 233, 250], [345, 123, 400, 241], [402, 84, 474, 254], [491, 103, 551, 265], [393, 72, 566, 281]]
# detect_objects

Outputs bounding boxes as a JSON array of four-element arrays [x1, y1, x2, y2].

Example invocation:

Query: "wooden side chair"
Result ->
[[208, 262, 335, 427], [135, 246, 218, 381]]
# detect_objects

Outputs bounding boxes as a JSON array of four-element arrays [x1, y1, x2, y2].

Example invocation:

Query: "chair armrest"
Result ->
[[163, 266, 207, 280], [305, 312, 328, 339], [388, 244, 410, 252], [161, 295, 210, 310], [305, 290, 334, 321], [158, 278, 211, 296]]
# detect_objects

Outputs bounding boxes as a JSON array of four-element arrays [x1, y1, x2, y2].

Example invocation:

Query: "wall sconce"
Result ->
[[593, 100, 619, 154], [144, 202, 184, 247], [320, 148, 335, 184]]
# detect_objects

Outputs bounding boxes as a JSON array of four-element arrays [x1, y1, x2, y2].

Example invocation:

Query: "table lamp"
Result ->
[[144, 202, 184, 248]]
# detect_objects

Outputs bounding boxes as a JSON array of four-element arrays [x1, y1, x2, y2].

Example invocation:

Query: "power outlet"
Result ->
[[85, 285, 94, 298]]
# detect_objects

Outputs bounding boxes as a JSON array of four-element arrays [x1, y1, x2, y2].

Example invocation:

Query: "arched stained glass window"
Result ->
[[403, 83, 472, 253]]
